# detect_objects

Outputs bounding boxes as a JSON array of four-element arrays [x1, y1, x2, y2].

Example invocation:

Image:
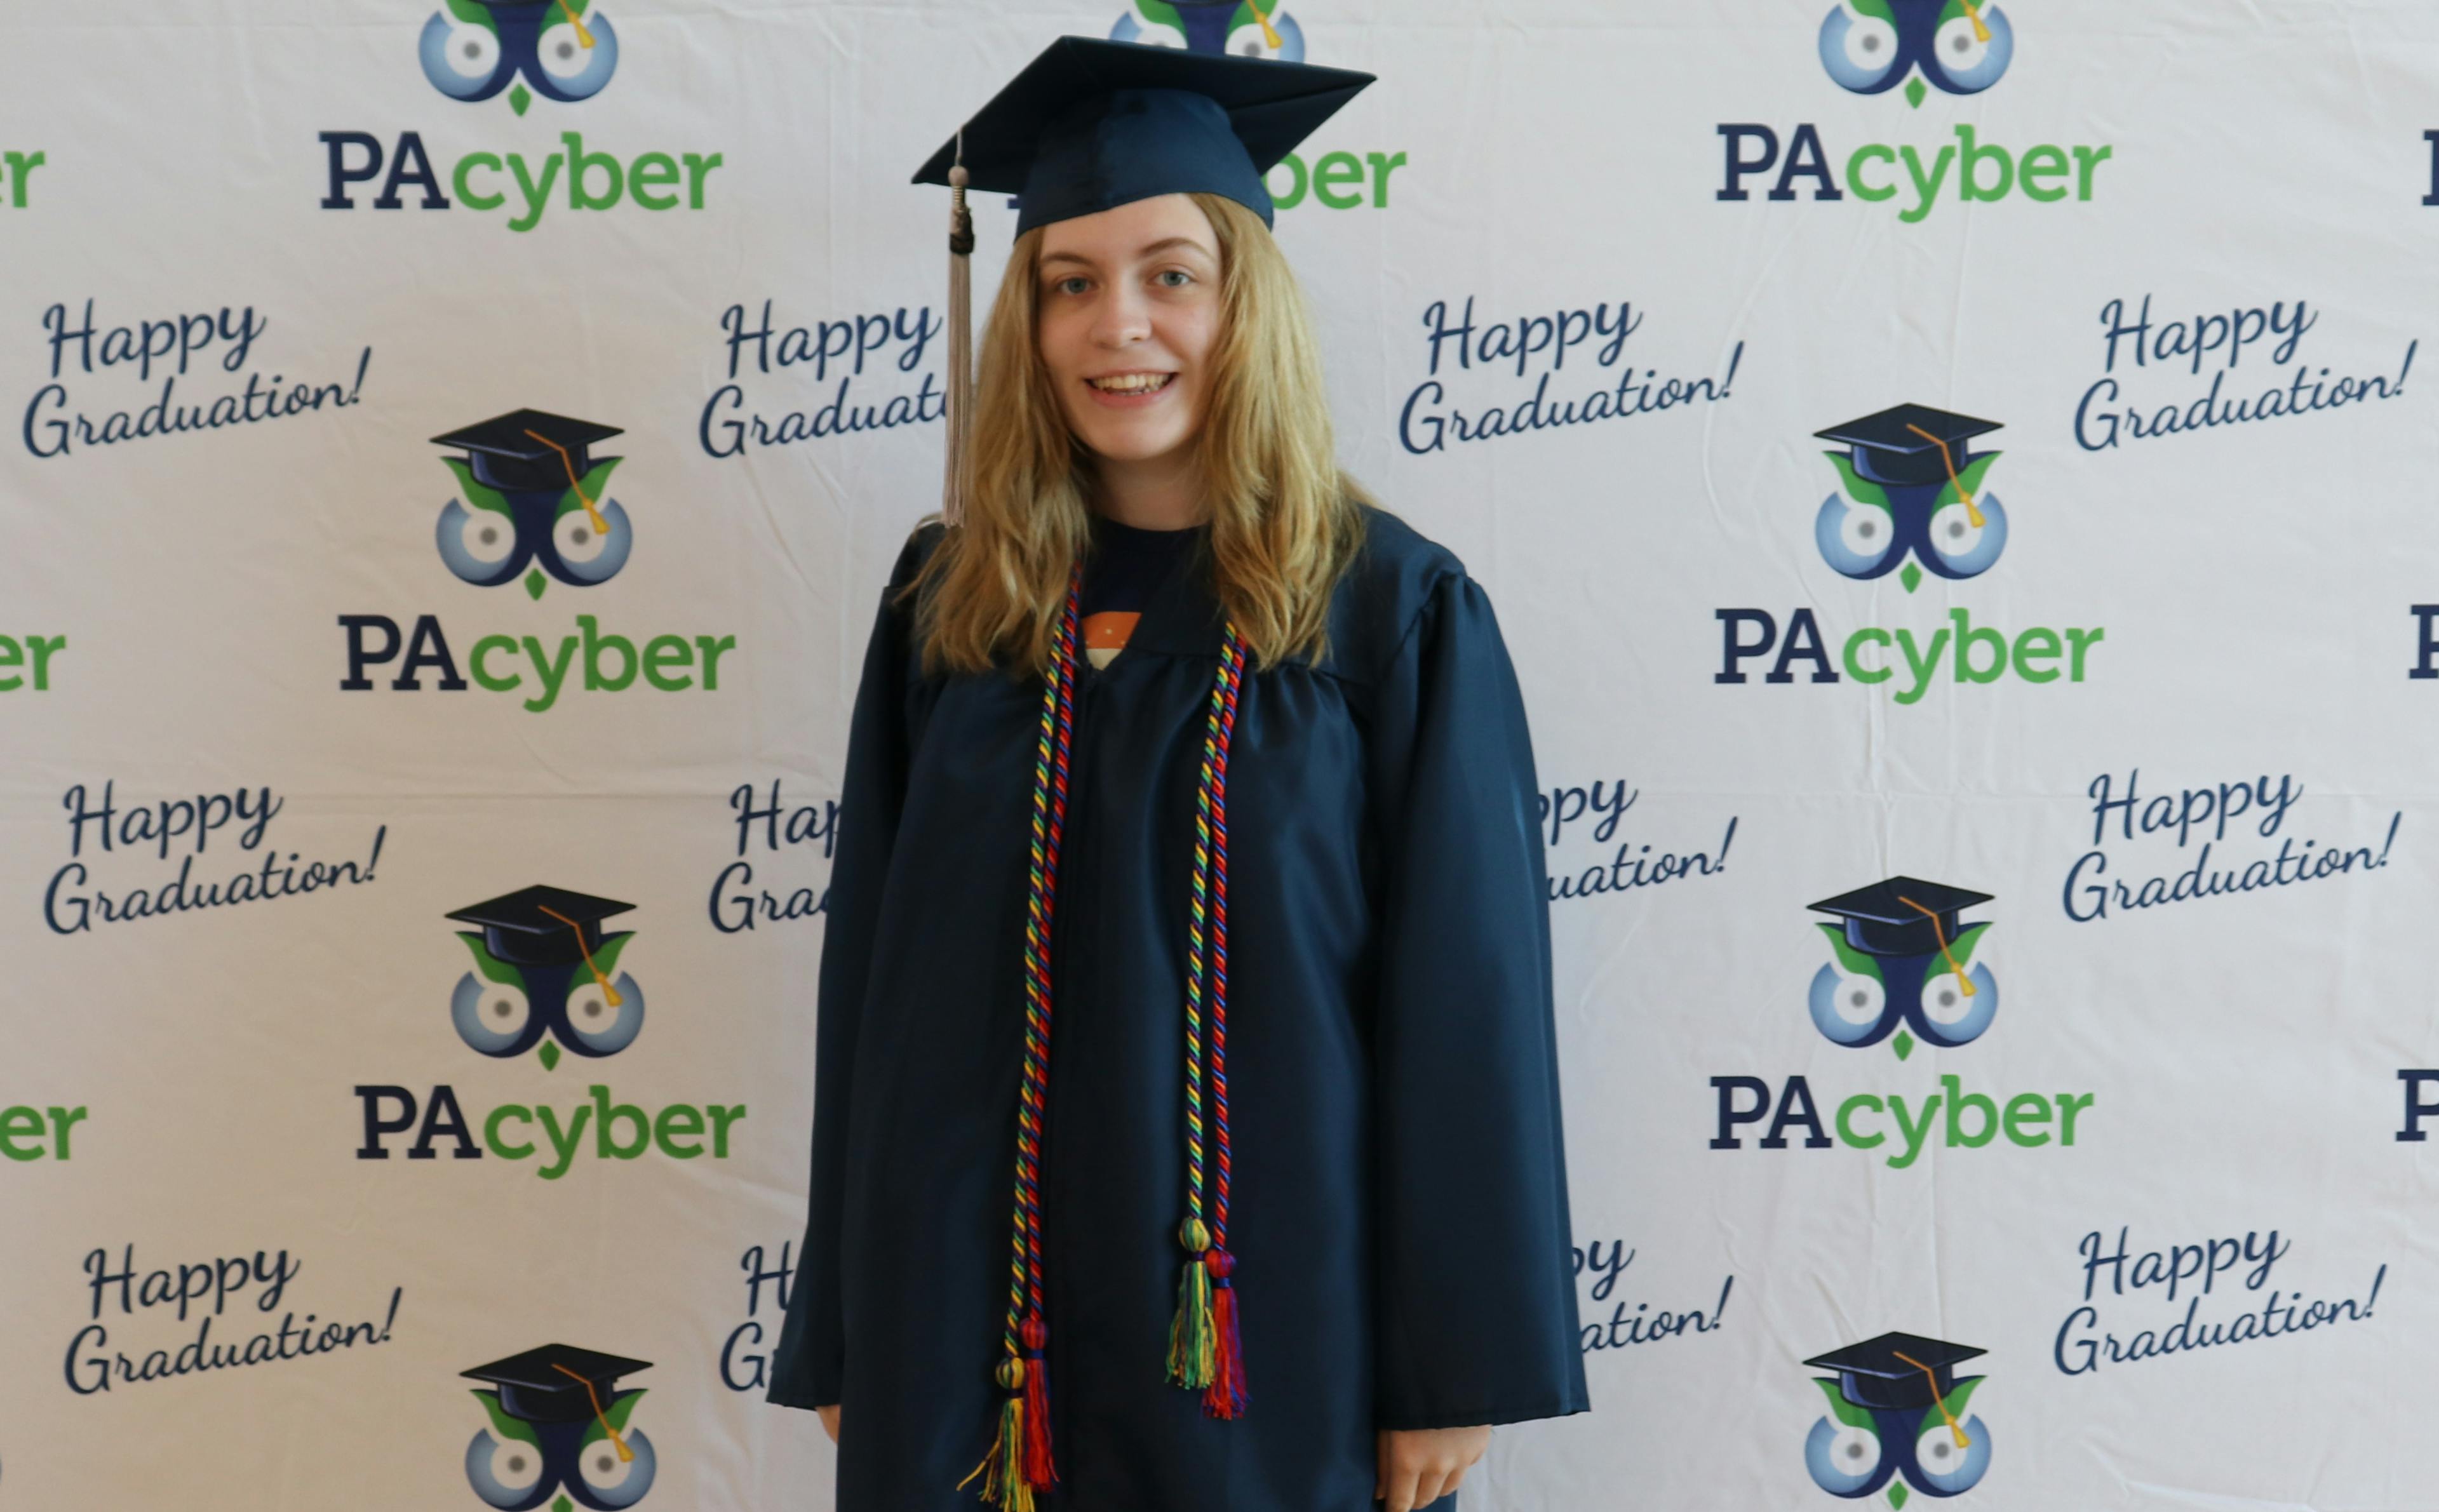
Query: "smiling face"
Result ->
[[1035, 193, 1225, 471]]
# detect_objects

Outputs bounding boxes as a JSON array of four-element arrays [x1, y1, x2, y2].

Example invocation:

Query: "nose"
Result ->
[[1090, 279, 1153, 349]]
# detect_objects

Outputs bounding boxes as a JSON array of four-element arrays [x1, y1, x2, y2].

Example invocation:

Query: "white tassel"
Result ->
[[943, 133, 976, 527]]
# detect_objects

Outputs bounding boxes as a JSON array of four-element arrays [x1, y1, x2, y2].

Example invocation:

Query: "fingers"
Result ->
[[816, 1403, 841, 1444], [1380, 1461, 1421, 1512], [1411, 1467, 1449, 1508]]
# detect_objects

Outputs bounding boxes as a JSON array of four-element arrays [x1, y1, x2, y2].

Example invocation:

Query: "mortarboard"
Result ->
[[1809, 876, 1991, 960], [1815, 403, 2002, 490], [431, 409, 623, 496], [910, 37, 1373, 523], [1806, 1331, 1984, 1426], [462, 1342, 652, 1424], [448, 885, 633, 969]]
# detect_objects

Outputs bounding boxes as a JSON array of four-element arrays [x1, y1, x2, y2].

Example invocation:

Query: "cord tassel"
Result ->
[[957, 1363, 1037, 1512], [941, 136, 976, 526], [1167, 1218, 1217, 1388], [1202, 1247, 1247, 1419], [1019, 1315, 1056, 1487]]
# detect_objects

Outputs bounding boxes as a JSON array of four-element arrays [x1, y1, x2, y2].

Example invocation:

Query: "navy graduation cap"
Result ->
[[1809, 875, 1991, 958], [1805, 1331, 1984, 1412], [431, 409, 622, 495], [448, 885, 633, 968], [912, 36, 1374, 235], [1815, 403, 2001, 488], [464, 1342, 652, 1425]]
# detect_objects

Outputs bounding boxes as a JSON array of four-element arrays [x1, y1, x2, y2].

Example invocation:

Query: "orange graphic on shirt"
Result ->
[[1082, 612, 1143, 669]]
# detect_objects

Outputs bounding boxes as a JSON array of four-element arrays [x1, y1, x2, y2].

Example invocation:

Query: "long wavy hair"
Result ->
[[910, 191, 1369, 675]]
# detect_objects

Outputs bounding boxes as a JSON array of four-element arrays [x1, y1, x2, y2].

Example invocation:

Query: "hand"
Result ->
[[1376, 1424, 1489, 1510], [816, 1403, 841, 1444]]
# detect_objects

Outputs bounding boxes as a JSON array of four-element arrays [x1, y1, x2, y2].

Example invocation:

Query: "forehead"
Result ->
[[1038, 193, 1220, 264]]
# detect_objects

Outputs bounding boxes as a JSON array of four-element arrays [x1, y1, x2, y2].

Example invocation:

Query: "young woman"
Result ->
[[767, 39, 1588, 1512]]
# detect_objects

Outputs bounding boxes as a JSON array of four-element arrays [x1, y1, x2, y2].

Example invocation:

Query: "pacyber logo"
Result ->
[[1808, 876, 1997, 1060], [1111, 0, 1304, 60], [435, 410, 633, 599], [1805, 1332, 1991, 1506], [464, 1343, 656, 1509], [424, 0, 619, 116], [1820, 1, 2011, 110], [450, 885, 643, 1071]]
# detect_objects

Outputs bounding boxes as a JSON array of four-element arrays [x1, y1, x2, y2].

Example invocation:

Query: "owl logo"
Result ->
[[1110, 0, 1307, 62], [422, 0, 619, 117], [1805, 1333, 1991, 1506], [1818, 1, 2012, 110], [464, 1344, 657, 1509], [448, 885, 645, 1072], [1813, 404, 2006, 594], [1807, 877, 1998, 1060], [433, 410, 634, 601]]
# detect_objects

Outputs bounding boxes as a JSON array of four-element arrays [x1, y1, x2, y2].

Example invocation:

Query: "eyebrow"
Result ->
[[1038, 236, 1216, 271]]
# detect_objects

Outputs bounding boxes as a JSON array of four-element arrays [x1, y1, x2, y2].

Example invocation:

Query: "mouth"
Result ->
[[1084, 372, 1176, 395]]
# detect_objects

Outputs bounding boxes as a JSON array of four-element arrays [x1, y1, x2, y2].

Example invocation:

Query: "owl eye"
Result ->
[[1922, 493, 2008, 578], [464, 1429, 554, 1509], [528, 12, 620, 98], [420, 11, 506, 99], [549, 499, 634, 585], [458, 505, 518, 565], [1225, 11, 1303, 62], [437, 500, 530, 586], [560, 972, 645, 1055], [574, 1427, 657, 1508], [1815, 495, 1901, 579], [453, 972, 536, 1057], [1109, 13, 1188, 48], [1808, 963, 1889, 1046], [1911, 963, 1999, 1048], [1805, 1415, 1885, 1495], [1909, 1415, 1991, 1494], [1818, 6, 1904, 91], [1926, 5, 2013, 92]]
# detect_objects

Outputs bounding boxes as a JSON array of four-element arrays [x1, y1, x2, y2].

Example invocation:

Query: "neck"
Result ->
[[1091, 448, 1206, 531]]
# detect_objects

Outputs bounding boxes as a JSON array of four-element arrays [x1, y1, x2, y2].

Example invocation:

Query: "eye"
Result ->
[[575, 1427, 657, 1508], [1813, 494, 1900, 578], [452, 971, 535, 1057], [1109, 13, 1187, 48], [528, 11, 620, 98], [1920, 970, 1972, 1026], [1922, 493, 2008, 578], [463, 1428, 552, 1509], [1808, 963, 1888, 1046], [1818, 6, 1904, 91], [1926, 4, 2013, 91], [1225, 10, 1303, 61], [1804, 1415, 1885, 1495], [457, 505, 517, 565], [559, 970, 645, 1055], [436, 499, 530, 586], [1052, 276, 1089, 296], [1911, 962, 1999, 1048], [1909, 1415, 1991, 1493], [1155, 269, 1194, 289], [419, 11, 507, 98], [441, 20, 499, 77], [548, 499, 633, 585]]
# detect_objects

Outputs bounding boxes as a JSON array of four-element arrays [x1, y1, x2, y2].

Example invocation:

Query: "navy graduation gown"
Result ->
[[768, 507, 1589, 1511]]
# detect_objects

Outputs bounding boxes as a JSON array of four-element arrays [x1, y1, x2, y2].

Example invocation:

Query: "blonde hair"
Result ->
[[911, 191, 1368, 675]]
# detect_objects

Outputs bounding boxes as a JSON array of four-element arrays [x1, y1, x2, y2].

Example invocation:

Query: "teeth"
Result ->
[[1089, 373, 1171, 393]]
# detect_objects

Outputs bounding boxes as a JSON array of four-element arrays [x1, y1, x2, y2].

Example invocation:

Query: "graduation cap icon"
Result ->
[[1808, 876, 1991, 960], [1815, 403, 2001, 491], [433, 408, 623, 496], [1802, 1331, 1994, 1499], [463, 1342, 652, 1427], [912, 36, 1374, 236], [1806, 1331, 1984, 1415], [449, 884, 634, 968]]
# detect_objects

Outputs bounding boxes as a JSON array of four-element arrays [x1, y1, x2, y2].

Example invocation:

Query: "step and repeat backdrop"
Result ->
[[8, 0, 2439, 1508]]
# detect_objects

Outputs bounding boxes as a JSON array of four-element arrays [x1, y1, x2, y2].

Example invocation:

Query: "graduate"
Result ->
[[765, 36, 1589, 1512]]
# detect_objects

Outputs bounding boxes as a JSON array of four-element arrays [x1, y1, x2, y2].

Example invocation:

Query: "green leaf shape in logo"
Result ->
[[525, 566, 548, 599], [1815, 923, 1886, 984], [443, 0, 498, 30], [1938, 1375, 1985, 1420], [1900, 561, 1923, 594], [457, 933, 528, 993], [1944, 451, 2001, 500], [1851, 0, 1897, 20], [473, 1389, 540, 1446], [551, 458, 624, 521], [1921, 921, 1990, 986], [510, 81, 532, 116], [1888, 1483, 1911, 1510], [579, 1388, 648, 1449], [1935, 0, 1973, 23], [588, 932, 635, 979], [1823, 451, 1892, 511], [443, 457, 514, 524], [1134, 0, 1185, 27], [1813, 1377, 1876, 1431], [553, 1497, 574, 1512], [1893, 1030, 1914, 1060], [538, 1041, 561, 1071]]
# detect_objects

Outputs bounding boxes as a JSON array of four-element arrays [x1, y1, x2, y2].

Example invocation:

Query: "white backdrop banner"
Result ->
[[6, 1, 2439, 1509]]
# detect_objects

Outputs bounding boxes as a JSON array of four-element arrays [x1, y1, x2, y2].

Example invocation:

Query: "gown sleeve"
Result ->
[[765, 532, 928, 1411], [1366, 566, 1591, 1431]]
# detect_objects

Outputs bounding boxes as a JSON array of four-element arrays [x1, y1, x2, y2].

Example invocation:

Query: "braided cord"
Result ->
[[1206, 634, 1244, 1245], [1000, 568, 1082, 1353]]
